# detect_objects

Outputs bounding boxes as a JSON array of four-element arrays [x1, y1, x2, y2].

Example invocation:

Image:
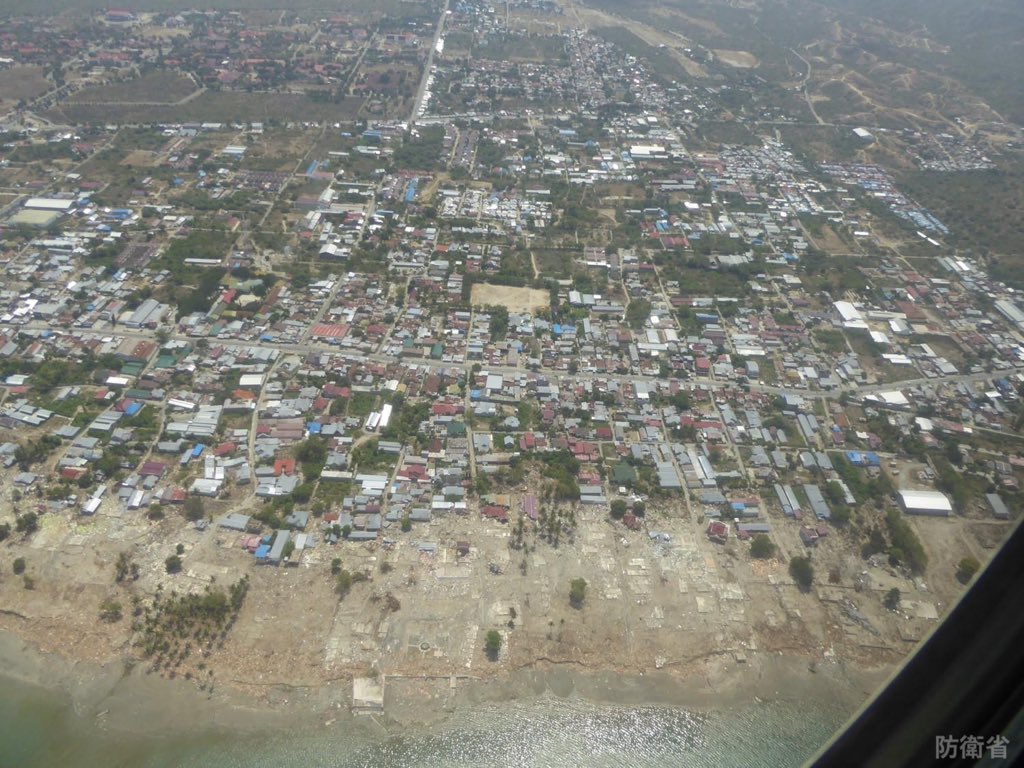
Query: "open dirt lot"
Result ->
[[713, 49, 758, 68], [120, 150, 160, 167], [470, 283, 549, 313], [46, 92, 366, 126], [0, 66, 51, 109], [65, 71, 199, 105]]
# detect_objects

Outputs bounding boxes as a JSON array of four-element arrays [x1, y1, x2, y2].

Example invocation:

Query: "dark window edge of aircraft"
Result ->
[[809, 519, 1024, 768]]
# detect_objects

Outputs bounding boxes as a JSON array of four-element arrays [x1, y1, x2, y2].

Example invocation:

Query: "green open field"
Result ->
[[898, 161, 1024, 287], [533, 248, 575, 278]]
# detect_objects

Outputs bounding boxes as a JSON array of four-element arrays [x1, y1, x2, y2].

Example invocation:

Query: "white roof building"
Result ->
[[898, 489, 953, 516], [24, 197, 76, 211], [833, 301, 868, 330], [239, 373, 265, 389]]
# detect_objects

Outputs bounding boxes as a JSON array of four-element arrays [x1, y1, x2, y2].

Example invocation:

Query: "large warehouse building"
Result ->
[[898, 489, 953, 516]]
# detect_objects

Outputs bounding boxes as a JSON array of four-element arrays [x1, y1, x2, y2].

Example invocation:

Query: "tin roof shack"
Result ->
[[706, 520, 728, 544], [803, 484, 831, 520], [735, 522, 770, 541], [986, 493, 1010, 520], [217, 513, 251, 531], [267, 530, 291, 565], [897, 489, 953, 516]]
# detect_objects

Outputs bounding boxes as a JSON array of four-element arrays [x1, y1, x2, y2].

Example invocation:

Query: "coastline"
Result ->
[[0, 629, 324, 736], [0, 626, 891, 740]]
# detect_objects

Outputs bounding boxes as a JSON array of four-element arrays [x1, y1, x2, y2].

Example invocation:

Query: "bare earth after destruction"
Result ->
[[0, 479, 915, 731]]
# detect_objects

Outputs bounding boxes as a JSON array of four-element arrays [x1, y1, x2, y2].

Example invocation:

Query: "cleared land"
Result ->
[[64, 71, 199, 105], [46, 92, 366, 125], [0, 0, 418, 12], [0, 66, 51, 108], [470, 283, 549, 313], [120, 150, 160, 167], [713, 49, 758, 68]]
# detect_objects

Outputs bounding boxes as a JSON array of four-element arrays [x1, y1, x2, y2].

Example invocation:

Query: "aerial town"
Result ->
[[0, 0, 1021, 720]]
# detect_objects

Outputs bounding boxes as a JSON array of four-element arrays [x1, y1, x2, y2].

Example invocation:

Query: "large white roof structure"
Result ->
[[898, 489, 953, 515]]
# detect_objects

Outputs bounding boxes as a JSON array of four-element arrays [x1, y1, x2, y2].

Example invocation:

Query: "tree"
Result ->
[[474, 473, 491, 497], [99, 599, 123, 622], [336, 569, 364, 599], [789, 556, 814, 591], [15, 512, 38, 534], [883, 588, 901, 612], [888, 547, 905, 568], [750, 534, 776, 560], [484, 629, 502, 661], [291, 482, 314, 503], [885, 509, 928, 574], [331, 557, 342, 576], [184, 496, 205, 522], [824, 481, 845, 505], [282, 540, 295, 560], [569, 578, 587, 609], [165, 555, 183, 574], [175, 543, 185, 556], [956, 556, 980, 585], [625, 298, 652, 329], [13, 557, 26, 575], [400, 515, 412, 533], [114, 552, 139, 582], [295, 437, 328, 475], [0, 523, 9, 542], [830, 504, 851, 526], [610, 499, 627, 520]]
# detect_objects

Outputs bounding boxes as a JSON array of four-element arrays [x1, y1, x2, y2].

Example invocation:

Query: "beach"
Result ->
[[0, 627, 892, 767]]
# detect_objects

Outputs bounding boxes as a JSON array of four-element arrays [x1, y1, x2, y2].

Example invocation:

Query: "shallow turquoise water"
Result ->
[[0, 675, 847, 768]]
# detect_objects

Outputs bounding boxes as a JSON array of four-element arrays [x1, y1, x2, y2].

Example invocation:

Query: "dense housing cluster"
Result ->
[[0, 0, 1021, 705]]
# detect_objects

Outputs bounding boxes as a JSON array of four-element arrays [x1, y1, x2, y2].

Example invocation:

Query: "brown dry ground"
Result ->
[[0, 464, 1004, 711], [803, 222, 854, 255], [713, 50, 758, 68], [0, 66, 51, 110], [120, 150, 160, 167], [470, 283, 550, 313], [45, 93, 366, 126], [64, 71, 199, 105]]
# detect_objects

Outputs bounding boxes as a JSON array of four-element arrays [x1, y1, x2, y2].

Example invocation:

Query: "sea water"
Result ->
[[0, 674, 849, 768]]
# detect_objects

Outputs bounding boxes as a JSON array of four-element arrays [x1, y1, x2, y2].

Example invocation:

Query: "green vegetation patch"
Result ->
[[898, 166, 1024, 288]]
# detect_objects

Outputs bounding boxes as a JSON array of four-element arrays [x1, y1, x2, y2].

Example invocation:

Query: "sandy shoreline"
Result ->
[[0, 627, 891, 742], [0, 629, 327, 735]]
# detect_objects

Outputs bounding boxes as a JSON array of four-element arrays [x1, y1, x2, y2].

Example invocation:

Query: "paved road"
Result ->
[[410, 0, 450, 125], [10, 320, 1022, 403]]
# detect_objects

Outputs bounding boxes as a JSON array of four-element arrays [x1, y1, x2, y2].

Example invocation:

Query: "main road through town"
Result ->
[[9, 320, 1023, 404]]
